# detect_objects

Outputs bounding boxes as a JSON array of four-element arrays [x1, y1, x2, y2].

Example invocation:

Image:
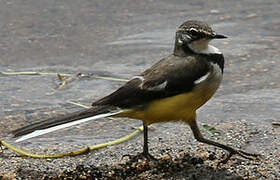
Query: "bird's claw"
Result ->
[[123, 152, 158, 163], [0, 141, 3, 154], [218, 149, 261, 165]]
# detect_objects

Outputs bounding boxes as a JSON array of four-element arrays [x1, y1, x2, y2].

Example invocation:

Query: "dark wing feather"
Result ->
[[92, 54, 211, 108], [12, 106, 111, 137]]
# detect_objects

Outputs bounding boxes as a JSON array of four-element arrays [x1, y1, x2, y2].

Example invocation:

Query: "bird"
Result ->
[[12, 20, 259, 163]]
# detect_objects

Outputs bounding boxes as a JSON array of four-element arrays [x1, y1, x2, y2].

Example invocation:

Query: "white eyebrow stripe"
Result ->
[[189, 27, 198, 32], [194, 72, 210, 85]]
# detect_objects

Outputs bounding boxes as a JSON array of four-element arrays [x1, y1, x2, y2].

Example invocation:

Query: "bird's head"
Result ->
[[174, 20, 227, 55]]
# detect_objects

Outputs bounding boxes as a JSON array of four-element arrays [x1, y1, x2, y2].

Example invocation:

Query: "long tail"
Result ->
[[12, 106, 123, 142]]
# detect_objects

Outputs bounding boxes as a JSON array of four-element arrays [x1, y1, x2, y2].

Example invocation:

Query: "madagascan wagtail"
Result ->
[[12, 20, 259, 163]]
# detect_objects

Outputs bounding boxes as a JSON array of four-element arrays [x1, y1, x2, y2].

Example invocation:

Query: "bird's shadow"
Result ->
[[53, 152, 243, 179], [0, 147, 243, 179]]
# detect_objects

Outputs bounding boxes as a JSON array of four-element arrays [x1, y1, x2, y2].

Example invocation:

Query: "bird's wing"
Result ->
[[92, 54, 211, 108]]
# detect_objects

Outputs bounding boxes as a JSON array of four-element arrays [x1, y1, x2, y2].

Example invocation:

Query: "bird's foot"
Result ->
[[123, 152, 158, 162], [218, 148, 261, 165], [0, 141, 3, 154]]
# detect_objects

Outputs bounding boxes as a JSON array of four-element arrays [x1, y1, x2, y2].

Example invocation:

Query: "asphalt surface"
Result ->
[[0, 0, 279, 179]]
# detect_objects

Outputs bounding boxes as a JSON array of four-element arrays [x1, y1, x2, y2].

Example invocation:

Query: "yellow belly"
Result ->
[[115, 87, 216, 125]]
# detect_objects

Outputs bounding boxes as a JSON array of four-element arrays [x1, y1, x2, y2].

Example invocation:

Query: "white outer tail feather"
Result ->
[[15, 111, 123, 142]]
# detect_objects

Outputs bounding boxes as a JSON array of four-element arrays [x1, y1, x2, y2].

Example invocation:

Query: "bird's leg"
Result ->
[[123, 123, 157, 162], [189, 120, 260, 164], [143, 122, 149, 155], [0, 140, 3, 153], [141, 123, 157, 161]]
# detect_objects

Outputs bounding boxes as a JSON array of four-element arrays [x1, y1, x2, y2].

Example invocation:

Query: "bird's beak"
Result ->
[[211, 33, 227, 39]]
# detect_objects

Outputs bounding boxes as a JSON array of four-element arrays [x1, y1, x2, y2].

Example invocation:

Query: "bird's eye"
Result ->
[[189, 29, 199, 36]]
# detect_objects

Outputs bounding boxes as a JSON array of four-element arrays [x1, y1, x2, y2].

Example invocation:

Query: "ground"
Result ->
[[0, 0, 279, 179]]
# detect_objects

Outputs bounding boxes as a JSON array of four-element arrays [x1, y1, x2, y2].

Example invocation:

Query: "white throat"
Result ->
[[188, 39, 221, 54]]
